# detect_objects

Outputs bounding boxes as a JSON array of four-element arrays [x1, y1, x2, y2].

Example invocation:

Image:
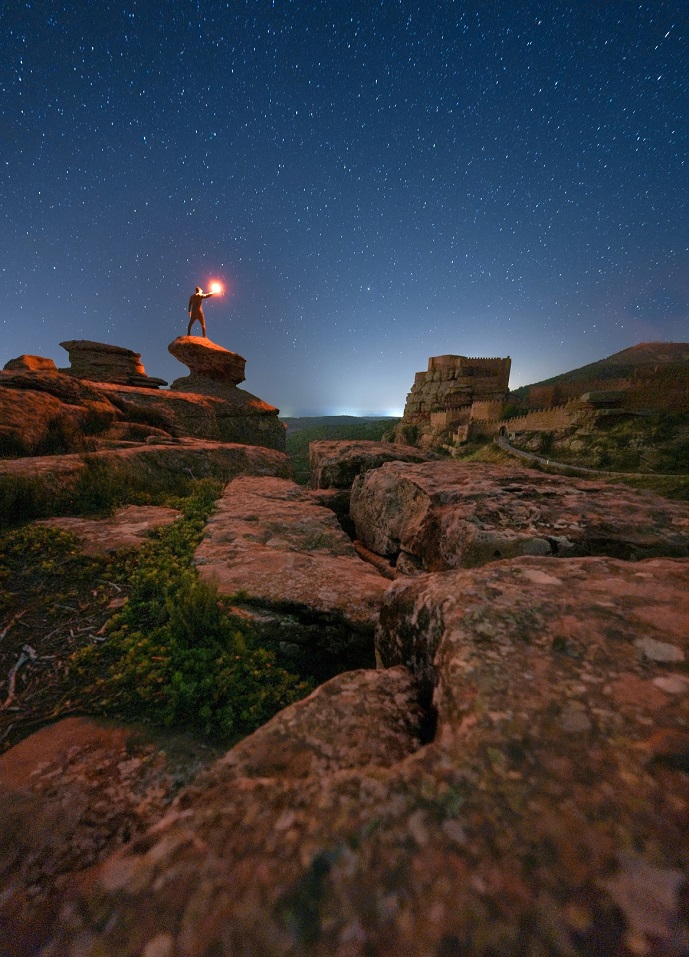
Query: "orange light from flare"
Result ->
[[210, 281, 223, 294]]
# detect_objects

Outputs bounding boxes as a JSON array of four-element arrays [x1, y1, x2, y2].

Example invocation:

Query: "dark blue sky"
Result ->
[[2, 1, 687, 414]]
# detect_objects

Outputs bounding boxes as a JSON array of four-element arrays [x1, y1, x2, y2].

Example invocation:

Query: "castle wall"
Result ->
[[470, 399, 505, 422], [500, 400, 582, 434]]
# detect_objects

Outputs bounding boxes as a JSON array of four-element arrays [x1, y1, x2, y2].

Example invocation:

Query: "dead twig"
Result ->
[[0, 610, 26, 642]]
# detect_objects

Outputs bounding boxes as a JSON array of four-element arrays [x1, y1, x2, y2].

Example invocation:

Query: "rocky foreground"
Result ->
[[1, 443, 688, 956]]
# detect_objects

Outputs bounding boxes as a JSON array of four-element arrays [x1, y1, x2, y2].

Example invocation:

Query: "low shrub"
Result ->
[[72, 482, 312, 738]]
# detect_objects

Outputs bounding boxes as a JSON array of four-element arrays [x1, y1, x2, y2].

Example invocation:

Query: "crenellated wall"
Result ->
[[499, 400, 584, 434]]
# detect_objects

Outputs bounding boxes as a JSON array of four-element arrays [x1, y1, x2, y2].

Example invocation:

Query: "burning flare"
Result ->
[[210, 281, 223, 295]]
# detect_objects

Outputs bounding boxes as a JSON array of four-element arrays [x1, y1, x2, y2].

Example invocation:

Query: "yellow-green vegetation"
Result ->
[[0, 456, 204, 526], [0, 479, 312, 747]]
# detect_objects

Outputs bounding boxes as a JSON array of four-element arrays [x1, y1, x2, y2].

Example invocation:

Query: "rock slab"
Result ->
[[309, 439, 438, 489], [0, 716, 221, 957], [20, 556, 689, 956], [195, 476, 390, 667], [36, 504, 182, 555], [351, 460, 689, 571]]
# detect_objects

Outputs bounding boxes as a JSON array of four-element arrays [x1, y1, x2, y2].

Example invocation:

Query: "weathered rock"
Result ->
[[168, 335, 246, 385], [0, 376, 120, 456], [195, 476, 390, 668], [0, 716, 222, 957], [351, 460, 689, 570], [309, 439, 438, 489], [22, 557, 689, 957], [0, 440, 293, 515], [100, 381, 286, 450], [3, 355, 57, 372], [36, 505, 182, 555], [60, 339, 167, 388], [0, 355, 284, 455]]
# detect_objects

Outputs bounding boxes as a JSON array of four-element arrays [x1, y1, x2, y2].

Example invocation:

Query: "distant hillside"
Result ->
[[281, 415, 397, 434], [282, 416, 401, 483], [512, 342, 689, 399]]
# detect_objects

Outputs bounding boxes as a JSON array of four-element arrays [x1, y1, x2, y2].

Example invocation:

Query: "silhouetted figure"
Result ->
[[187, 286, 215, 337]]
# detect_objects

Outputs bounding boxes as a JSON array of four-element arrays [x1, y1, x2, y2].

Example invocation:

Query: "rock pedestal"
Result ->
[[60, 340, 167, 388], [168, 336, 246, 392]]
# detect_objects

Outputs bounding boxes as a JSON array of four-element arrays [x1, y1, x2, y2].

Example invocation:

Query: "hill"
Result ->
[[511, 341, 689, 399]]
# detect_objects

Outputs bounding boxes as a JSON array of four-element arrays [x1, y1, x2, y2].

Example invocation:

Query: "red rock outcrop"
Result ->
[[3, 355, 57, 372], [195, 476, 390, 669], [350, 460, 689, 571], [308, 439, 438, 489], [0, 370, 120, 456], [0, 372, 285, 456], [18, 556, 689, 957], [100, 380, 286, 450], [168, 335, 246, 387], [60, 339, 167, 388]]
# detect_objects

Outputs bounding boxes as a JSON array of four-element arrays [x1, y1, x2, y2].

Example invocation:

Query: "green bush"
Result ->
[[72, 482, 312, 738]]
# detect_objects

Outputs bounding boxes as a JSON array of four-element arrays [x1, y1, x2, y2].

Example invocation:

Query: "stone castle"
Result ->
[[394, 345, 689, 450], [393, 354, 511, 448]]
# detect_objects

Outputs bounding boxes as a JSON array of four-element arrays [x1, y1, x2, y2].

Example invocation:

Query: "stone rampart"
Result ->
[[500, 400, 582, 434]]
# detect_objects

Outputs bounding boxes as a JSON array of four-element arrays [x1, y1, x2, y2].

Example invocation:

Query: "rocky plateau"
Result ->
[[1, 419, 689, 956]]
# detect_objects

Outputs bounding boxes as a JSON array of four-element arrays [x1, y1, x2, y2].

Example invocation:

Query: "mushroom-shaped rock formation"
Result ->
[[60, 340, 167, 388], [168, 335, 246, 393]]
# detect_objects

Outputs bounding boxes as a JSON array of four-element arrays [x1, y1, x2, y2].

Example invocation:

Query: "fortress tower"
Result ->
[[394, 354, 511, 448]]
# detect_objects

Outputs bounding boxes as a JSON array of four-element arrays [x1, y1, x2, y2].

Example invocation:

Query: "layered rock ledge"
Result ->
[[60, 339, 167, 388], [17, 556, 689, 956], [351, 460, 689, 571], [0, 439, 292, 490]]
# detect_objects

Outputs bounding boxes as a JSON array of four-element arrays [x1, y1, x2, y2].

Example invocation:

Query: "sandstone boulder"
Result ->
[[309, 439, 438, 489], [21, 557, 689, 957], [3, 355, 57, 372], [36, 505, 182, 555], [60, 340, 167, 388], [195, 476, 390, 669], [350, 460, 689, 571], [168, 335, 246, 387]]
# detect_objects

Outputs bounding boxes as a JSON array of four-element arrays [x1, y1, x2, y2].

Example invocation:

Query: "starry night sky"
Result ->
[[2, 1, 687, 415]]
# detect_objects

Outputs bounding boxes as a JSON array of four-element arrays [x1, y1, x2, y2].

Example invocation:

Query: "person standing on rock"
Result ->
[[187, 286, 215, 338]]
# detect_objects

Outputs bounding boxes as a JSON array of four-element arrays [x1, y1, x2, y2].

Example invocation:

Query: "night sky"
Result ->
[[2, 2, 687, 415]]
